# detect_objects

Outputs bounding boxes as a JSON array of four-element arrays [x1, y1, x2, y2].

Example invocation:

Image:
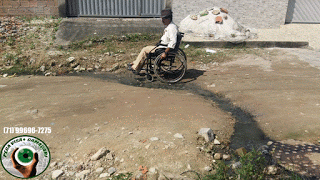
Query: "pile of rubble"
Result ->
[[179, 7, 257, 41], [0, 17, 24, 42]]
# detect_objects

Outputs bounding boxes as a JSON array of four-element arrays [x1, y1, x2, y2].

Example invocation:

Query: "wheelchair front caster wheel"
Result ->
[[146, 74, 154, 82]]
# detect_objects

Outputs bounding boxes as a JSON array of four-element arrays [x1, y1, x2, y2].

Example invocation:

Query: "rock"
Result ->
[[266, 165, 278, 175], [106, 152, 114, 160], [45, 72, 52, 76], [99, 173, 110, 178], [222, 154, 231, 160], [135, 172, 145, 180], [235, 147, 247, 157], [74, 65, 81, 71], [232, 162, 242, 169], [174, 133, 184, 139], [150, 137, 159, 141], [213, 139, 221, 145], [79, 67, 86, 71], [65, 153, 70, 157], [76, 170, 91, 179], [148, 167, 159, 179], [40, 65, 46, 72], [66, 57, 75, 63], [111, 63, 120, 71], [50, 161, 57, 168], [90, 147, 109, 161], [70, 62, 79, 68], [267, 141, 273, 146], [204, 166, 212, 172], [108, 167, 116, 175], [52, 170, 64, 179], [145, 143, 151, 149], [95, 167, 104, 173], [198, 128, 215, 142], [212, 9, 221, 15], [3, 74, 8, 77], [87, 68, 94, 72], [214, 153, 222, 160], [215, 16, 223, 24]]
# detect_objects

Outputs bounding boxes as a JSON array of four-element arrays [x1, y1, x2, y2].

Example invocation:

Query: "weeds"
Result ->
[[110, 173, 132, 180]]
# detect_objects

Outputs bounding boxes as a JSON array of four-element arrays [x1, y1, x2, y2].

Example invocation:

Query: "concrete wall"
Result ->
[[0, 0, 66, 17], [172, 0, 290, 29]]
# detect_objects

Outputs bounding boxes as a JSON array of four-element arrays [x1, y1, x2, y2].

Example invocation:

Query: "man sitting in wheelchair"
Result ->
[[127, 9, 179, 74]]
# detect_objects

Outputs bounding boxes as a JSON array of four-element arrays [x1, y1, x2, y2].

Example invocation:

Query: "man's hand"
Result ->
[[161, 52, 167, 59], [10, 148, 38, 178]]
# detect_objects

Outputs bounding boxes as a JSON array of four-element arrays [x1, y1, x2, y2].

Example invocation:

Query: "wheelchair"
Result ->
[[141, 32, 187, 83]]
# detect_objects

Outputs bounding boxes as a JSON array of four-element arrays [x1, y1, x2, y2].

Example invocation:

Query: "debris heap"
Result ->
[[179, 7, 257, 41]]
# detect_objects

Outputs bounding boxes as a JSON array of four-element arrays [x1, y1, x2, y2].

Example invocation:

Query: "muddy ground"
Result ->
[[1, 47, 320, 179]]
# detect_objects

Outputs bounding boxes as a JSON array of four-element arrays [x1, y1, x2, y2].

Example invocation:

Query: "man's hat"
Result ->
[[161, 9, 172, 18]]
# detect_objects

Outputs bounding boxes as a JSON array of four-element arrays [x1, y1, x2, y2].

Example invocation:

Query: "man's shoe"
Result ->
[[127, 63, 133, 70]]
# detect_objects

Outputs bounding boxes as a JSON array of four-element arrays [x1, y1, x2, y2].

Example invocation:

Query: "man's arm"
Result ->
[[161, 24, 178, 59]]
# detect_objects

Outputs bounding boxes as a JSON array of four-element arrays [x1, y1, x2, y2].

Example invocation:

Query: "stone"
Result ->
[[95, 167, 104, 173], [235, 147, 247, 157], [66, 57, 75, 63], [223, 154, 231, 161], [215, 16, 223, 24], [3, 74, 8, 77], [174, 133, 184, 139], [232, 162, 242, 169], [214, 153, 222, 160], [90, 147, 109, 161], [213, 139, 221, 145], [148, 167, 159, 179], [212, 9, 221, 15], [108, 167, 116, 175], [150, 137, 159, 141], [74, 65, 81, 71], [52, 170, 64, 179], [204, 166, 212, 172], [198, 128, 215, 142], [50, 161, 57, 168], [267, 141, 273, 146], [266, 165, 278, 175], [87, 68, 94, 72], [76, 170, 91, 179], [190, 15, 198, 20], [106, 152, 114, 160], [40, 65, 46, 72], [99, 173, 110, 178], [45, 72, 52, 76], [220, 8, 228, 14]]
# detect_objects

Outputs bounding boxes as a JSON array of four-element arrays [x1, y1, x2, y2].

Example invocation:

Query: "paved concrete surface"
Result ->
[[55, 18, 164, 45], [183, 24, 320, 50]]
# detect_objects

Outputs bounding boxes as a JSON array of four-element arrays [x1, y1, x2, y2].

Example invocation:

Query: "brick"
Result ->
[[220, 8, 228, 14], [215, 16, 223, 24]]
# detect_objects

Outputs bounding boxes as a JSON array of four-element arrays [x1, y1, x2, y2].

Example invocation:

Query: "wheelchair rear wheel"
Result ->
[[154, 53, 186, 83]]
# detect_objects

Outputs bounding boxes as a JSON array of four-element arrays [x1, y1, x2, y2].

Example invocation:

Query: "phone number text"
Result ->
[[3, 127, 52, 134]]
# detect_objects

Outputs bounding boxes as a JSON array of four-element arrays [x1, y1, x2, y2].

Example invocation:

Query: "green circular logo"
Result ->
[[0, 135, 51, 179]]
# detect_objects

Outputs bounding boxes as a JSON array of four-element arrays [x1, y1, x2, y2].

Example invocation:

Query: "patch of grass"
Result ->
[[1, 64, 38, 75], [110, 173, 132, 180], [235, 149, 267, 180]]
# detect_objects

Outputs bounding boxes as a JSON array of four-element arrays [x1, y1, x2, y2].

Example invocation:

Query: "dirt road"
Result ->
[[1, 47, 320, 179]]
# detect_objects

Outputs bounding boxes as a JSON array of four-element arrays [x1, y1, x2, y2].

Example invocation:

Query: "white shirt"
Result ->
[[159, 22, 179, 49]]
